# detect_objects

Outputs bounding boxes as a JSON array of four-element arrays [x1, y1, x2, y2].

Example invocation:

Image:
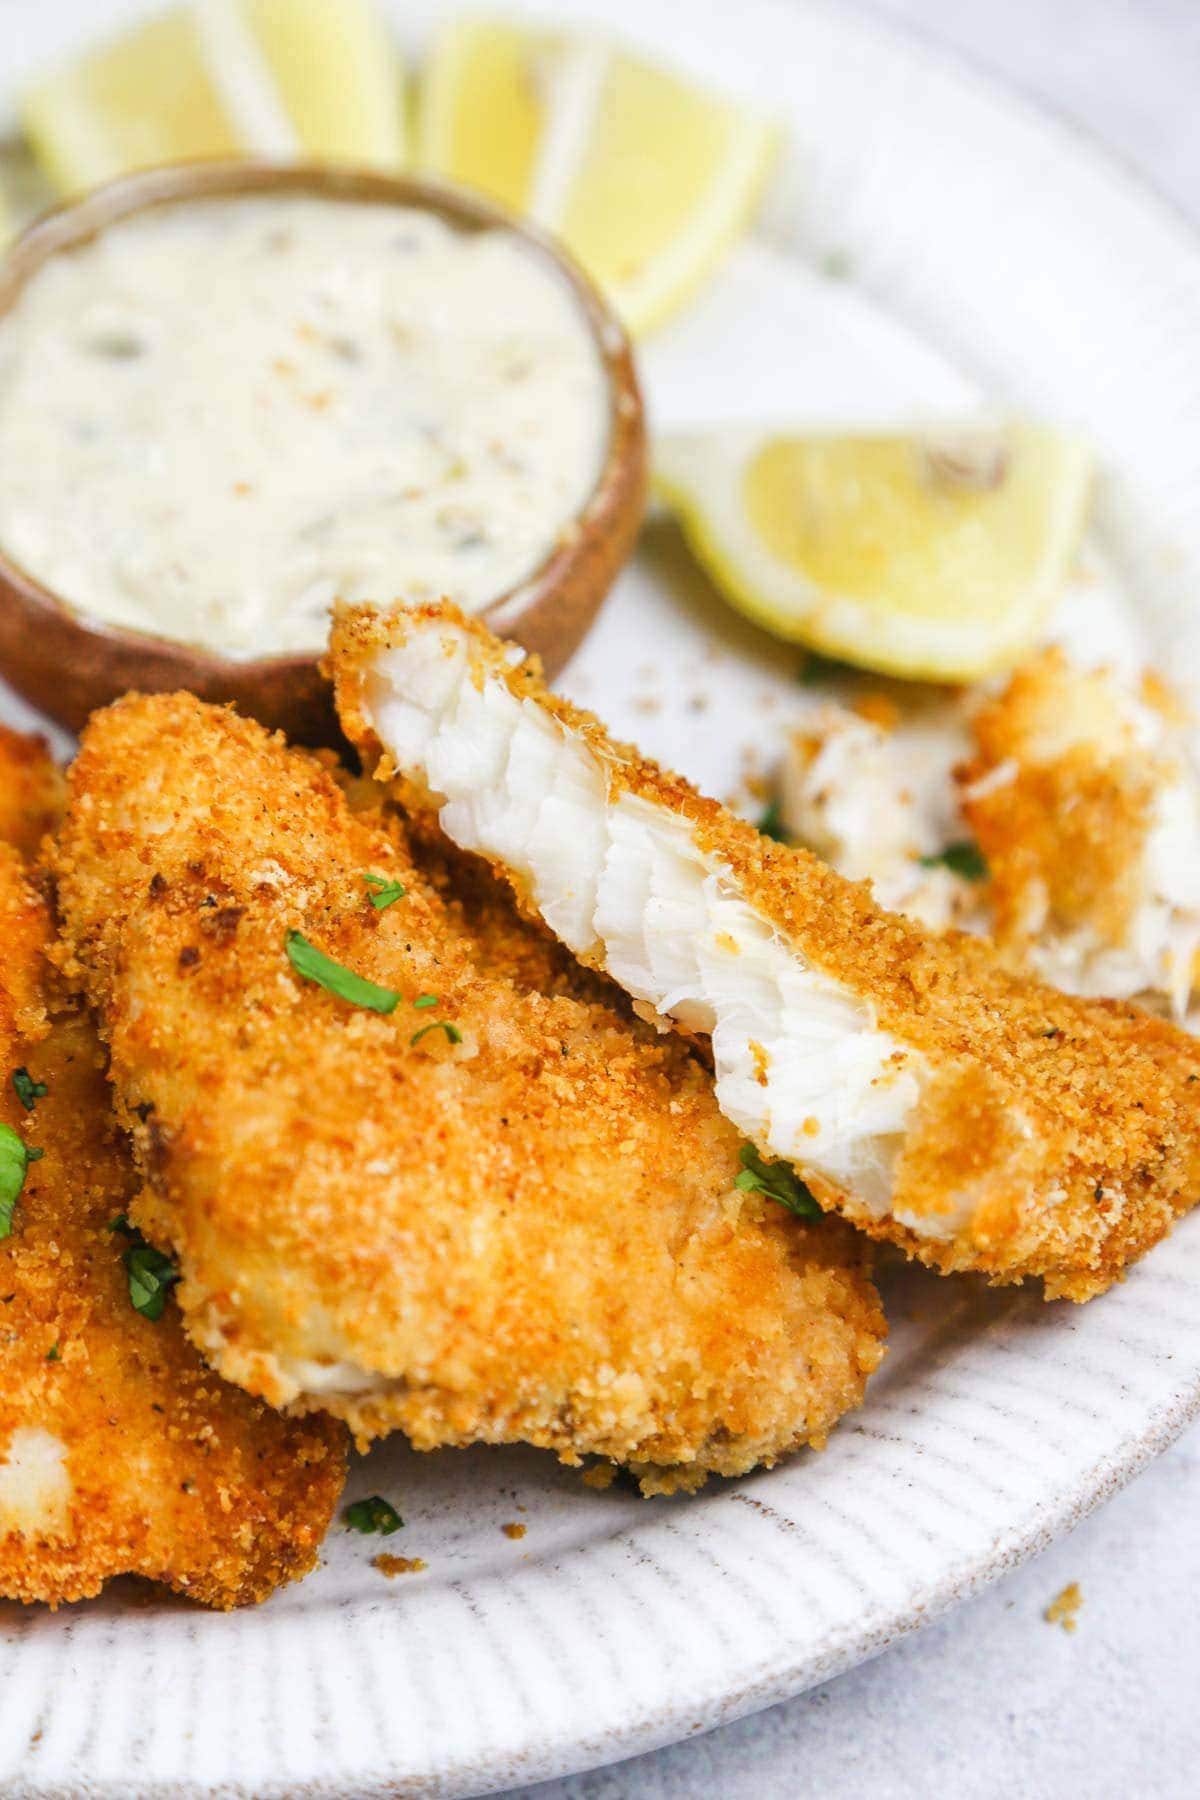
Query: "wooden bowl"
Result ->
[[0, 161, 647, 743]]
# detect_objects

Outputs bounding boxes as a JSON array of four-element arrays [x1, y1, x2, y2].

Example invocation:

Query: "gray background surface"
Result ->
[[509, 4, 1200, 1795]]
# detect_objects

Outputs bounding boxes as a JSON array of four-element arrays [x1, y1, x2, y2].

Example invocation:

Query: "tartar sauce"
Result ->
[[0, 194, 610, 657]]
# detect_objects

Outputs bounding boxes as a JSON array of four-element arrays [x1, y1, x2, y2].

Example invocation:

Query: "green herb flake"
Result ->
[[126, 1241, 180, 1322], [918, 841, 989, 881], [757, 799, 789, 843], [343, 1495, 404, 1536], [45, 1343, 59, 1362], [107, 1214, 180, 1321], [410, 1020, 463, 1048], [734, 1144, 821, 1218], [362, 872, 406, 910], [0, 1123, 38, 1239], [797, 649, 847, 685], [285, 930, 400, 1014], [413, 993, 438, 1009], [820, 248, 854, 281], [12, 1068, 46, 1112]]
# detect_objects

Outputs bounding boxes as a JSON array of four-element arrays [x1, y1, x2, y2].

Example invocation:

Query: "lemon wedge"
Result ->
[[419, 18, 780, 334], [419, 16, 554, 213], [553, 52, 780, 334], [655, 424, 1094, 680], [236, 0, 406, 167], [21, 0, 405, 195]]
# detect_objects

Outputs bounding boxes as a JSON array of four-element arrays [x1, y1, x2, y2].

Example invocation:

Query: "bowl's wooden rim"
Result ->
[[0, 158, 646, 698]]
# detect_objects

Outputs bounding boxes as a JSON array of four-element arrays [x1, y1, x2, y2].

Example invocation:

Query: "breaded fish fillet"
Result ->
[[961, 647, 1200, 1015], [332, 602, 1200, 1302], [51, 694, 885, 1492], [0, 729, 344, 1608], [0, 727, 66, 860]]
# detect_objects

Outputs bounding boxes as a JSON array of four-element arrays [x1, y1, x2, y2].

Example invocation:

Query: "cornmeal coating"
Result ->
[[332, 602, 1200, 1302], [0, 732, 344, 1609], [52, 694, 884, 1491]]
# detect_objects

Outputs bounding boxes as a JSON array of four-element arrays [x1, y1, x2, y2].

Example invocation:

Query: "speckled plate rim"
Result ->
[[5, 0, 1200, 1792]]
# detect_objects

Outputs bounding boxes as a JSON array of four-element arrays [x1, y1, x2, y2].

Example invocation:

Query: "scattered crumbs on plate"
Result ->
[[687, 693, 710, 713], [739, 748, 770, 798], [1044, 1581, 1082, 1632], [581, 1462, 618, 1491], [632, 696, 661, 715], [853, 691, 901, 731], [374, 1553, 427, 1578], [501, 1522, 526, 1541]]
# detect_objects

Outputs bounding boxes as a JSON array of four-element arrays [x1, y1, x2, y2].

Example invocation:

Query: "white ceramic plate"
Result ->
[[4, 1, 1200, 1794]]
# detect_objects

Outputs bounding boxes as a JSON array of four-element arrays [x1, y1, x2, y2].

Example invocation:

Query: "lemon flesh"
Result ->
[[21, 0, 404, 196], [419, 17, 551, 213], [556, 53, 779, 334], [417, 17, 779, 335], [656, 425, 1094, 680], [22, 10, 239, 193], [239, 0, 406, 166]]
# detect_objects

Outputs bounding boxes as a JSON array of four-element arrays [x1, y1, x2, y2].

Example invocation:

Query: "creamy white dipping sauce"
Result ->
[[0, 194, 611, 658]]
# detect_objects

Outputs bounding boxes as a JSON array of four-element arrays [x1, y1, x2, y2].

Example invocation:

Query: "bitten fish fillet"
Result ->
[[332, 602, 1200, 1302], [0, 728, 345, 1609], [52, 695, 884, 1492]]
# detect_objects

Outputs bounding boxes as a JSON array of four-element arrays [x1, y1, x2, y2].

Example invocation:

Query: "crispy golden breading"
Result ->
[[51, 694, 885, 1491], [332, 602, 1200, 1302], [961, 647, 1200, 1010], [0, 725, 66, 861], [0, 735, 344, 1609]]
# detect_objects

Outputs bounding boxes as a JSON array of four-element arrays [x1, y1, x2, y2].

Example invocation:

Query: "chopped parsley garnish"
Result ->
[[125, 1243, 181, 1321], [108, 1214, 180, 1321], [918, 841, 989, 881], [12, 1068, 46, 1112], [757, 799, 789, 843], [734, 1144, 821, 1218], [797, 649, 847, 685], [413, 993, 438, 1009], [46, 1343, 59, 1363], [362, 872, 406, 910], [0, 1123, 40, 1239], [410, 1020, 463, 1048], [343, 1495, 404, 1535], [285, 930, 400, 1014]]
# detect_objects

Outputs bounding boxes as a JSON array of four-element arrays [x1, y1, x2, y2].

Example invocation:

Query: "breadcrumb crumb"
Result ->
[[374, 1553, 427, 1577], [1044, 1581, 1083, 1632]]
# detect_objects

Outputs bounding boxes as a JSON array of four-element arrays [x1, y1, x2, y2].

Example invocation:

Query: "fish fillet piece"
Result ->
[[52, 694, 885, 1491], [779, 693, 983, 933], [961, 647, 1200, 1016], [332, 602, 1200, 1302], [0, 732, 345, 1609]]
